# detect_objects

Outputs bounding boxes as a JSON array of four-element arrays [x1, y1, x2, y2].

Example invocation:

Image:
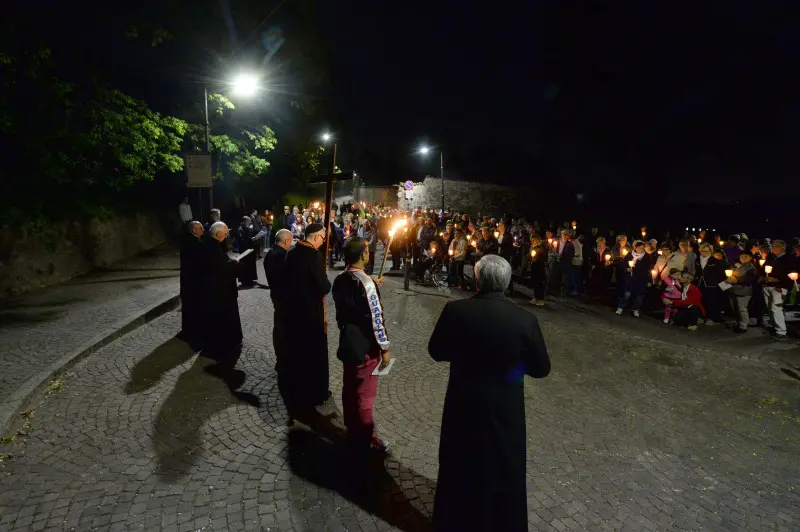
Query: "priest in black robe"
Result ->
[[428, 254, 551, 532], [179, 221, 206, 350], [201, 222, 243, 370], [235, 216, 258, 287], [264, 229, 292, 384], [284, 223, 332, 417]]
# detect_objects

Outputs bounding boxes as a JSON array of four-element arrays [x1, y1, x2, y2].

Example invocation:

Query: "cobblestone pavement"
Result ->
[[1, 255, 800, 531], [0, 248, 180, 428]]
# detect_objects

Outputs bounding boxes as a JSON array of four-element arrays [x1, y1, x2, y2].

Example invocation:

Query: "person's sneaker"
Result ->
[[632, 310, 640, 318], [705, 319, 716, 326], [615, 308, 624, 315], [663, 319, 670, 324], [535, 300, 545, 307], [734, 327, 747, 334], [687, 325, 698, 331], [370, 437, 391, 453], [771, 334, 788, 341]]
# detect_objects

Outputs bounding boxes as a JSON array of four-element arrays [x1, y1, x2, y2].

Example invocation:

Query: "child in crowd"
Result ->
[[667, 273, 706, 330], [726, 250, 758, 334], [661, 268, 683, 324]]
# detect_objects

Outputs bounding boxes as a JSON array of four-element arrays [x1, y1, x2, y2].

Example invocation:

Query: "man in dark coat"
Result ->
[[284, 223, 333, 417], [234, 215, 258, 287], [428, 254, 551, 532], [202, 222, 243, 372], [179, 221, 206, 349], [264, 229, 292, 389]]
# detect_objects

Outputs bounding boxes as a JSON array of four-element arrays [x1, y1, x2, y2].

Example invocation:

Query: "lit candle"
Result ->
[[604, 253, 611, 261], [789, 272, 799, 281], [628, 260, 634, 268], [759, 259, 766, 267], [547, 238, 553, 245], [439, 232, 443, 236], [698, 238, 702, 244], [765, 265, 773, 275], [651, 269, 657, 279], [530, 249, 537, 257], [552, 240, 558, 248], [471, 240, 477, 247], [466, 235, 471, 241], [641, 231, 646, 238], [494, 231, 500, 239], [725, 269, 733, 278], [657, 250, 663, 255], [621, 248, 628, 257], [448, 248, 454, 256]]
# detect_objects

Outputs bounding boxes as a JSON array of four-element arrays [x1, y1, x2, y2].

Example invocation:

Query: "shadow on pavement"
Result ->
[[124, 337, 197, 394], [287, 427, 434, 532], [152, 355, 259, 482], [75, 273, 179, 284], [0, 309, 63, 325]]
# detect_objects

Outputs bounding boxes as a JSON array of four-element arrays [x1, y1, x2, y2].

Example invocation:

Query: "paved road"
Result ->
[[0, 248, 180, 428], [1, 257, 799, 531]]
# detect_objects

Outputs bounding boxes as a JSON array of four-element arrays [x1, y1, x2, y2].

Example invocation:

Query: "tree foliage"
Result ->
[[0, 47, 188, 221]]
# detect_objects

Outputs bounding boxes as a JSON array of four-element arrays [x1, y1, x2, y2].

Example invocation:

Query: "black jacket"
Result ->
[[179, 234, 205, 300], [765, 253, 796, 291], [264, 245, 289, 306], [285, 242, 332, 326], [428, 291, 550, 532], [695, 256, 726, 288], [332, 269, 388, 364]]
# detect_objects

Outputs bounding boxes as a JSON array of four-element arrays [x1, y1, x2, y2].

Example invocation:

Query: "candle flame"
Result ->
[[604, 254, 611, 261], [530, 249, 537, 257], [789, 272, 799, 281], [765, 265, 773, 274], [725, 269, 733, 278], [494, 231, 500, 239]]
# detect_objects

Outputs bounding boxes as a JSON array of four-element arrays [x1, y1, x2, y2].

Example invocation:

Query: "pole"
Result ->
[[377, 233, 395, 279], [204, 87, 214, 212], [404, 234, 411, 290], [322, 143, 338, 271], [440, 151, 445, 212]]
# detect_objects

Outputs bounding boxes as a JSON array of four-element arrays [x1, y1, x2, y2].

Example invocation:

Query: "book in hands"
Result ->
[[372, 358, 395, 376], [228, 248, 254, 261]]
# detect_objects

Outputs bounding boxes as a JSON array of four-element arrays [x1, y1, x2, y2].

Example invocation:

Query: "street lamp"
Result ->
[[202, 72, 263, 210], [418, 145, 445, 212]]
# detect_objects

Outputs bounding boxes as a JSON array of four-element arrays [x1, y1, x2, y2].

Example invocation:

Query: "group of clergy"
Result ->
[[179, 217, 552, 532]]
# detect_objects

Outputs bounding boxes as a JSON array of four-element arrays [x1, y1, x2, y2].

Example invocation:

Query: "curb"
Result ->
[[0, 293, 181, 436]]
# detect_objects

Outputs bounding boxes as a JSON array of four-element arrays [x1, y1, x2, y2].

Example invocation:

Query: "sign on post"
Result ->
[[185, 153, 213, 188], [403, 180, 414, 191]]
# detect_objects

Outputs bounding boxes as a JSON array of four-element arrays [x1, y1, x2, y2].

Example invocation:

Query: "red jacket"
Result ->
[[671, 284, 706, 317]]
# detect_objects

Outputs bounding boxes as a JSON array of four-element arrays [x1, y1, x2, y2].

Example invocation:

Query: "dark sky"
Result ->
[[318, 1, 798, 198]]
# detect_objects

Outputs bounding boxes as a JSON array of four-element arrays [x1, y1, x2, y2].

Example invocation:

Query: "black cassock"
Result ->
[[235, 225, 258, 285], [201, 235, 243, 360], [428, 291, 551, 532], [283, 241, 332, 411], [179, 233, 205, 347]]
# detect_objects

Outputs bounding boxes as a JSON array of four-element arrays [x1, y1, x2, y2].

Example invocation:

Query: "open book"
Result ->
[[228, 248, 254, 261], [372, 358, 395, 376]]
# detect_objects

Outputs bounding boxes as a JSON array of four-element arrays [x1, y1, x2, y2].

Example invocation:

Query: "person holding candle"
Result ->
[[694, 243, 727, 325], [615, 240, 652, 317], [661, 268, 683, 324], [448, 229, 467, 288], [428, 255, 551, 532], [725, 249, 757, 334], [528, 239, 548, 306], [588, 236, 614, 301], [762, 240, 794, 340]]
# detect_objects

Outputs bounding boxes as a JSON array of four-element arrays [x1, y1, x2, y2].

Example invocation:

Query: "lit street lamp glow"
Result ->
[[231, 73, 260, 97], [322, 132, 332, 142], [419, 146, 430, 155]]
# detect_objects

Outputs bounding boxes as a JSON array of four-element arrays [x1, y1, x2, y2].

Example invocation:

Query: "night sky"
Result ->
[[320, 1, 798, 200], [7, 0, 798, 203]]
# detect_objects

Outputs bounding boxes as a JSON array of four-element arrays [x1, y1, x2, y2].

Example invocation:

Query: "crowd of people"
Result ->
[[177, 197, 796, 530]]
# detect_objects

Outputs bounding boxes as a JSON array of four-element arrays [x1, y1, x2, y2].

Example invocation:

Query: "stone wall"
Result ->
[[397, 177, 537, 215], [0, 213, 167, 300], [355, 186, 397, 207]]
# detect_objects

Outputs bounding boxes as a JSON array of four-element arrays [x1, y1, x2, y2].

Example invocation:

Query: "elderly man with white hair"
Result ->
[[201, 221, 243, 370], [428, 254, 551, 532]]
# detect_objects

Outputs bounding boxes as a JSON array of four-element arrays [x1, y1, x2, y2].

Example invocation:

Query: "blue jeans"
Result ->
[[618, 290, 643, 311]]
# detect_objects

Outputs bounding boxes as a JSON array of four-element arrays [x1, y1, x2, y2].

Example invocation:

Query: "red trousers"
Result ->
[[342, 353, 380, 448]]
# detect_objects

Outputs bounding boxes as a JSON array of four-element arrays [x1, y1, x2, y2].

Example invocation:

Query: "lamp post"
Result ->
[[321, 132, 337, 271], [419, 146, 445, 212], [202, 72, 261, 212]]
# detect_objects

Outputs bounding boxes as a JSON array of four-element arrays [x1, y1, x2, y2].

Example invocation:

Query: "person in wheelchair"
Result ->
[[416, 240, 445, 281]]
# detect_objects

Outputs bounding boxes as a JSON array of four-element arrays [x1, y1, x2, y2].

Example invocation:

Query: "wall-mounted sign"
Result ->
[[185, 153, 213, 188]]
